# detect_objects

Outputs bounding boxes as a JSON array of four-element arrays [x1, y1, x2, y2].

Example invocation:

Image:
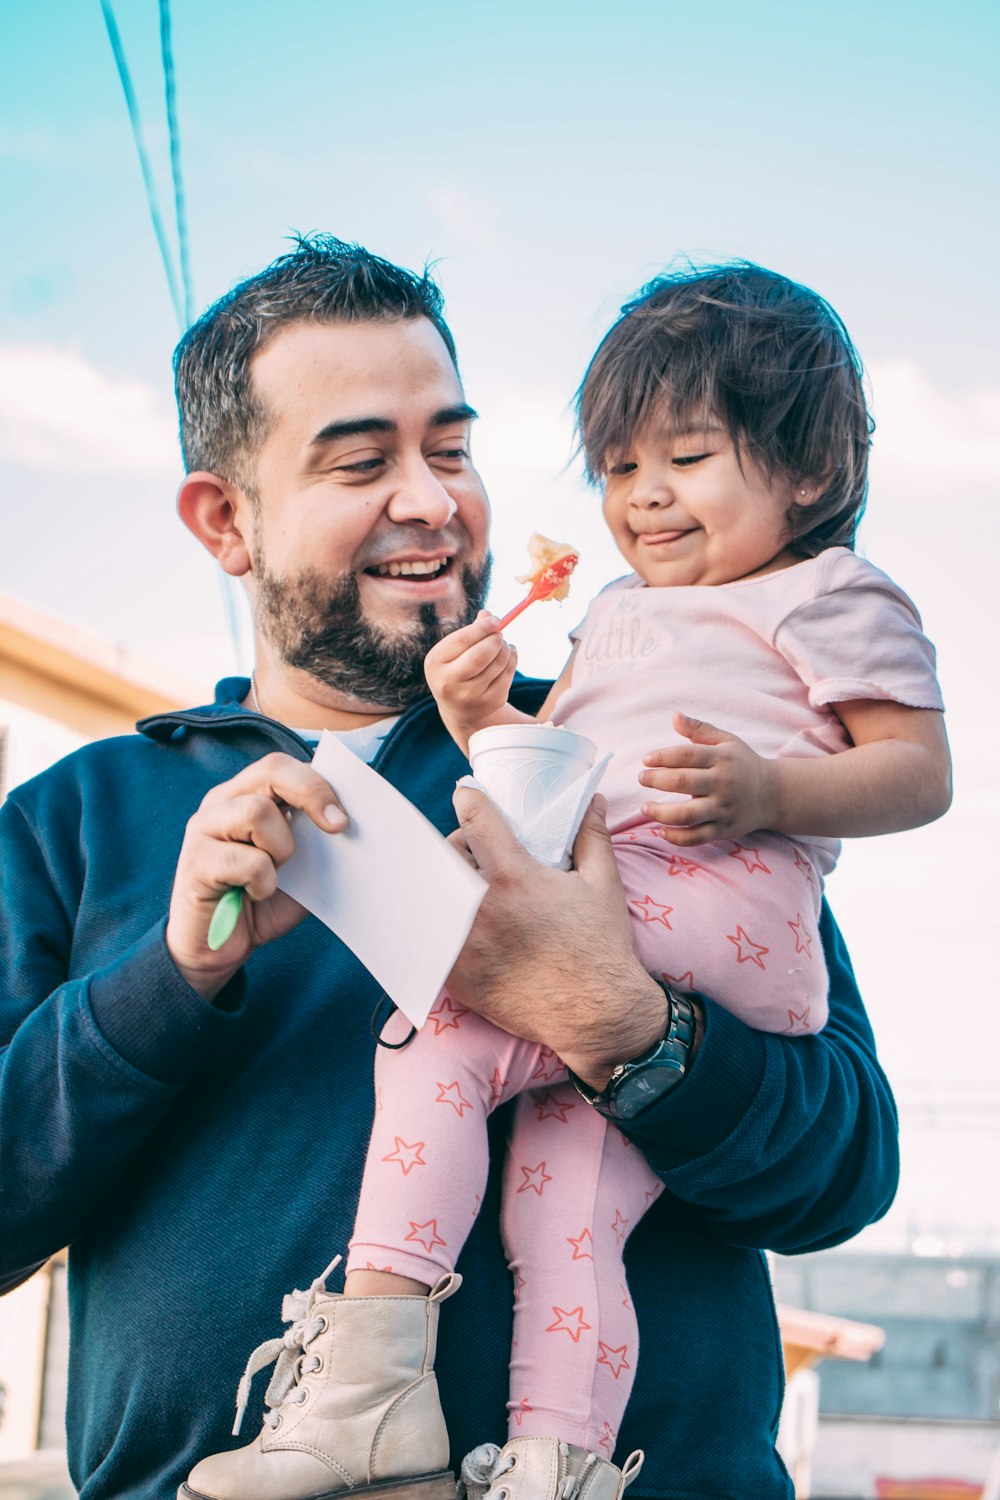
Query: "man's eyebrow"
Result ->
[[430, 403, 478, 427], [311, 416, 395, 447], [309, 405, 477, 448]]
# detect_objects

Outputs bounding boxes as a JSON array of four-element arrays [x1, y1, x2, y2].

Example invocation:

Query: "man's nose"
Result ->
[[386, 462, 458, 529]]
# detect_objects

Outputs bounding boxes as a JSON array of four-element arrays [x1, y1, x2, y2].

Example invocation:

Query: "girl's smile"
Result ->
[[603, 421, 816, 587]]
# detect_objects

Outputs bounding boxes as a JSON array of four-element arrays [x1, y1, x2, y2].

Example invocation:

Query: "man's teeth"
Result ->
[[372, 559, 447, 578]]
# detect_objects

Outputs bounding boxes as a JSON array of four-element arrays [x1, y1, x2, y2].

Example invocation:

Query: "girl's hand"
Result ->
[[639, 711, 779, 845], [424, 610, 518, 740]]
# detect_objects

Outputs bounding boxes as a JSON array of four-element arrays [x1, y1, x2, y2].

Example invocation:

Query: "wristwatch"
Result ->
[[569, 984, 698, 1121]]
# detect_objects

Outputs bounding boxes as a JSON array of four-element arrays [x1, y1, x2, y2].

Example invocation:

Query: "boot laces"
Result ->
[[460, 1444, 514, 1500], [231, 1255, 342, 1436]]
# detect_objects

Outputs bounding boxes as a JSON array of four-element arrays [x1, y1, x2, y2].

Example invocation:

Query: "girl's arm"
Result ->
[[640, 700, 951, 845], [424, 610, 577, 754]]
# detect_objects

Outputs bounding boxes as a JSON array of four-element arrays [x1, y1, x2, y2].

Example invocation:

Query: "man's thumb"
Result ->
[[452, 778, 526, 876], [570, 793, 621, 882]]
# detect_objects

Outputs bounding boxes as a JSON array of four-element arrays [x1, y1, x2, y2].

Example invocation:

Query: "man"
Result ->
[[0, 236, 898, 1500]]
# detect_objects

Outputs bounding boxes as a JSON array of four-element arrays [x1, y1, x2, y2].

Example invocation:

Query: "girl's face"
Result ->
[[602, 417, 811, 587]]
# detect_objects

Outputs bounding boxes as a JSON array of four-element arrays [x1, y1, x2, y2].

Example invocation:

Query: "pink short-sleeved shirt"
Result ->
[[556, 547, 944, 877]]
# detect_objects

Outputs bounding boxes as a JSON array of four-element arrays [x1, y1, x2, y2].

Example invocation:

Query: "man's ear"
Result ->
[[177, 471, 252, 577]]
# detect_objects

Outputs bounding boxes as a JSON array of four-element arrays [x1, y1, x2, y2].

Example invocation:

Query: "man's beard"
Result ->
[[254, 555, 492, 711]]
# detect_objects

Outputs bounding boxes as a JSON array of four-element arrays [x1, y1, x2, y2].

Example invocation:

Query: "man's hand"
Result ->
[[639, 711, 778, 845], [166, 753, 347, 1001], [446, 787, 669, 1089], [423, 611, 518, 748]]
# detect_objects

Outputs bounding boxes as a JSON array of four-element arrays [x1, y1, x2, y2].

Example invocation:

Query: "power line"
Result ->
[[158, 0, 195, 326], [99, 0, 185, 329]]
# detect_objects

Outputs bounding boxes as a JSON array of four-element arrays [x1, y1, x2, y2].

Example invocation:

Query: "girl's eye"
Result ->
[[608, 462, 637, 476], [673, 453, 710, 467]]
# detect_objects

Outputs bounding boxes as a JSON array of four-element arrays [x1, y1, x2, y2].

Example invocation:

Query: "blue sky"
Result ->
[[1, 0, 998, 1245]]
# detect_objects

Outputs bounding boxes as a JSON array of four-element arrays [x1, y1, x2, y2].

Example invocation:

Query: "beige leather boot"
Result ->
[[458, 1438, 643, 1500], [179, 1266, 461, 1500]]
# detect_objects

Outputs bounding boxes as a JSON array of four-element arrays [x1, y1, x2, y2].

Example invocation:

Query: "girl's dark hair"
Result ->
[[173, 233, 457, 493], [577, 262, 873, 556]]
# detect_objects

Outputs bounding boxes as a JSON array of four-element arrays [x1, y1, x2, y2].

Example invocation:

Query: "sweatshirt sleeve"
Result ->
[[617, 901, 899, 1254], [0, 796, 247, 1291]]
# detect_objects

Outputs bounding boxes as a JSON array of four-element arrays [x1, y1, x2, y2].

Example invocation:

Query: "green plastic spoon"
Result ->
[[207, 887, 244, 952]]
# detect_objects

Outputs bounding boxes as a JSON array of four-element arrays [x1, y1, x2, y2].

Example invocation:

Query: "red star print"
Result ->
[[545, 1306, 592, 1342], [598, 1422, 616, 1455], [610, 1209, 629, 1245], [513, 1269, 527, 1299], [435, 1080, 473, 1116], [630, 894, 673, 928], [472, 1193, 481, 1218], [365, 1262, 394, 1272], [727, 925, 769, 969], [728, 842, 772, 875], [787, 913, 814, 958], [662, 969, 695, 992], [781, 1006, 812, 1035], [426, 995, 469, 1034], [567, 1228, 594, 1261], [793, 845, 816, 883], [511, 1398, 533, 1426], [620, 1283, 633, 1312], [531, 1047, 564, 1082], [532, 1091, 575, 1124], [644, 1184, 662, 1206], [517, 1161, 553, 1196], [665, 854, 700, 877], [488, 1067, 507, 1107], [597, 1341, 631, 1380], [405, 1219, 447, 1253], [382, 1137, 427, 1175]]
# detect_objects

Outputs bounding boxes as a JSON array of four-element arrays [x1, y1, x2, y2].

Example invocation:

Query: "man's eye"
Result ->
[[673, 453, 710, 467], [431, 447, 469, 463], [334, 457, 384, 474]]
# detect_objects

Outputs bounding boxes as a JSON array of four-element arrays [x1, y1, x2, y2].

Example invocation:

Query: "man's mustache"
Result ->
[[358, 527, 467, 568]]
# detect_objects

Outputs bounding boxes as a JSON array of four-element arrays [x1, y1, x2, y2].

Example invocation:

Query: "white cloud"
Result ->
[[867, 359, 1000, 481], [426, 186, 499, 250], [0, 345, 179, 473]]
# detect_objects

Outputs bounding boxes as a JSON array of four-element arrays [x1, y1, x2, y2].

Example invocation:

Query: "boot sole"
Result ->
[[179, 1470, 458, 1500]]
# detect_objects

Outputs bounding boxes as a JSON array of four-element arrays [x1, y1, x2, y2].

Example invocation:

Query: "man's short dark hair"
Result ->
[[173, 234, 458, 492], [577, 262, 873, 557]]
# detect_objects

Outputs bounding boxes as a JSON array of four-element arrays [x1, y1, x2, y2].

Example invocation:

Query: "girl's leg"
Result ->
[[613, 828, 829, 1034], [347, 999, 560, 1285], [500, 1082, 662, 1455]]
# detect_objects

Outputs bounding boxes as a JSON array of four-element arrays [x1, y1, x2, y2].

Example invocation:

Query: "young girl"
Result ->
[[184, 266, 949, 1500]]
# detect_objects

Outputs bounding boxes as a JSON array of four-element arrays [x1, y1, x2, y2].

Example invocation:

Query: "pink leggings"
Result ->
[[347, 828, 826, 1450]]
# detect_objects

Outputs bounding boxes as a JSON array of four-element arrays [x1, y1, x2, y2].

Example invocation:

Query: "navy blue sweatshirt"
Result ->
[[0, 678, 898, 1500]]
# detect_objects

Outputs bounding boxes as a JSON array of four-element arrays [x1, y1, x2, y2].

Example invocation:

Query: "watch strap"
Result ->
[[569, 985, 697, 1121]]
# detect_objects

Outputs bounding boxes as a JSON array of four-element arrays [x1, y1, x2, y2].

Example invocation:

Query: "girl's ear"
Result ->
[[793, 475, 828, 508], [176, 472, 252, 577]]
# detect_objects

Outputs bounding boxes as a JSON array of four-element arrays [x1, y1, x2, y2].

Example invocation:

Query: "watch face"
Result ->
[[613, 1060, 685, 1119]]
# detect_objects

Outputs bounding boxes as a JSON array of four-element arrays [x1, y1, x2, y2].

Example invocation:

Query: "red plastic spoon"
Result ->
[[497, 551, 579, 630]]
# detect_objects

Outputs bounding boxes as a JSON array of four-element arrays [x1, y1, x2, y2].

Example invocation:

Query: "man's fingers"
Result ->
[[203, 753, 347, 833], [452, 781, 531, 879], [568, 794, 622, 885]]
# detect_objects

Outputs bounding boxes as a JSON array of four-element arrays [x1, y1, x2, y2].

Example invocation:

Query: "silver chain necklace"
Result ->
[[250, 675, 263, 715]]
